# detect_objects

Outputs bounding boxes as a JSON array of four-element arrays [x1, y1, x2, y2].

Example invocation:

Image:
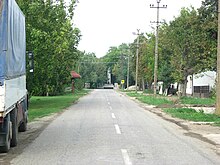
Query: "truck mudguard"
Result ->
[[0, 0, 26, 83]]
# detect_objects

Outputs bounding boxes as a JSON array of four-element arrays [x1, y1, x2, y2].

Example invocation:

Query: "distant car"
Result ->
[[103, 84, 114, 89]]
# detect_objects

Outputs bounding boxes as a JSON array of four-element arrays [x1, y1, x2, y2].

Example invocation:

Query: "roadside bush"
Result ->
[[210, 86, 216, 99], [75, 79, 84, 90]]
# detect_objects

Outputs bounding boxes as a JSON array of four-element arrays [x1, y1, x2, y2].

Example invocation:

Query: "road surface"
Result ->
[[10, 89, 220, 165]]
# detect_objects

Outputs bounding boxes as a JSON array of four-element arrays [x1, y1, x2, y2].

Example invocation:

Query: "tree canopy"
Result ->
[[16, 0, 81, 96]]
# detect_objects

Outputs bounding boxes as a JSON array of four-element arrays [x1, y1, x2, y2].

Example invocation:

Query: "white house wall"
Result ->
[[186, 71, 216, 95]]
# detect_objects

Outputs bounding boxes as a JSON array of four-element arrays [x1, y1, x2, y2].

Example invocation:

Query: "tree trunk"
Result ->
[[182, 75, 188, 97], [177, 83, 182, 99], [147, 81, 153, 92], [142, 78, 145, 92]]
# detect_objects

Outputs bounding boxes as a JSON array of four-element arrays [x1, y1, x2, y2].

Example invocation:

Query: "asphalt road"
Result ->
[[11, 89, 220, 165]]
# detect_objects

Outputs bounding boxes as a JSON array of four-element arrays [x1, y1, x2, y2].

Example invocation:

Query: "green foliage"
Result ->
[[128, 34, 155, 90], [157, 5, 217, 95], [79, 52, 107, 87], [102, 44, 131, 85], [16, 0, 81, 96], [197, 0, 217, 71], [210, 86, 216, 99], [165, 8, 201, 82], [164, 108, 220, 122], [158, 24, 175, 88], [74, 79, 84, 90], [138, 35, 154, 89]]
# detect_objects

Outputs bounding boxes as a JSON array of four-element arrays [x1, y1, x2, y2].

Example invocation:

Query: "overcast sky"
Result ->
[[73, 0, 202, 58]]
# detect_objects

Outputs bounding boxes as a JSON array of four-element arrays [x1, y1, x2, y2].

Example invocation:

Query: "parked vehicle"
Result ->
[[0, 0, 28, 152], [103, 84, 114, 89]]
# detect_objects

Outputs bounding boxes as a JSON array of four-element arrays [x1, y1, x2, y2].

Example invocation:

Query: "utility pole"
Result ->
[[133, 29, 140, 92], [216, 0, 220, 115], [127, 54, 130, 90], [150, 0, 167, 96]]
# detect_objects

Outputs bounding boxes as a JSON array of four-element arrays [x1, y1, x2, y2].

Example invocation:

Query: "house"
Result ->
[[186, 71, 216, 98]]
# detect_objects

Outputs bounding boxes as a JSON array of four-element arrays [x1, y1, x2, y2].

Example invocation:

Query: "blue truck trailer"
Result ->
[[0, 0, 28, 152]]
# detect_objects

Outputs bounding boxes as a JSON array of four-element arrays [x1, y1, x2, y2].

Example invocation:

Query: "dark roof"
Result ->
[[71, 71, 81, 78]]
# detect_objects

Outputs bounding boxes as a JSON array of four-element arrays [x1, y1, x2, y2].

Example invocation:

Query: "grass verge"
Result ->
[[163, 108, 220, 125], [164, 108, 219, 122], [180, 97, 215, 106], [126, 92, 173, 106], [28, 90, 89, 122]]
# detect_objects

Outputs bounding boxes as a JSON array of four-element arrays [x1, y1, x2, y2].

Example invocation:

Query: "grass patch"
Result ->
[[164, 108, 220, 123], [28, 90, 89, 122], [138, 95, 173, 106], [180, 97, 215, 106], [126, 92, 142, 98], [144, 89, 154, 94], [126, 92, 173, 106]]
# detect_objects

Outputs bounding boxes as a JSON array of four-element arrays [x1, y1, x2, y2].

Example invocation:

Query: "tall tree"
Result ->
[[197, 0, 217, 71], [16, 0, 81, 95], [163, 8, 206, 96], [79, 52, 107, 88]]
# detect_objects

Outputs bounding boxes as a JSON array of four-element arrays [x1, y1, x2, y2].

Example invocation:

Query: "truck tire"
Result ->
[[18, 115, 27, 132], [10, 108, 18, 147], [0, 115, 11, 153]]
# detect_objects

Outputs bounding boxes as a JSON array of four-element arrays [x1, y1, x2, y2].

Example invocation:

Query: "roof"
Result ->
[[71, 71, 81, 79]]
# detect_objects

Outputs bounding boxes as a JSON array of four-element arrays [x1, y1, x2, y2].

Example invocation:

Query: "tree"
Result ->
[[16, 0, 81, 95], [140, 34, 155, 90], [197, 0, 217, 71], [129, 34, 155, 91], [159, 23, 176, 90], [163, 8, 206, 96], [79, 52, 107, 88], [102, 44, 132, 86]]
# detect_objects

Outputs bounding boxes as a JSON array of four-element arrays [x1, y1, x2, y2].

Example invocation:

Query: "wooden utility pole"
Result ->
[[134, 29, 140, 92], [150, 0, 167, 96], [127, 55, 130, 89], [216, 0, 220, 115]]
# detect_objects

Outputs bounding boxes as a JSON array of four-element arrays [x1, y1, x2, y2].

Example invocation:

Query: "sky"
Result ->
[[73, 0, 203, 58]]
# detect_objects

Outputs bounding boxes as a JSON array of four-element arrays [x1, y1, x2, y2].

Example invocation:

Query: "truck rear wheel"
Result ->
[[0, 115, 11, 153], [18, 115, 27, 132], [10, 108, 18, 147]]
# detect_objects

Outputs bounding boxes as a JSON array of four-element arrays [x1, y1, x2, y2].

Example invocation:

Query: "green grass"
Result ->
[[144, 89, 154, 94], [28, 90, 89, 122], [126, 92, 173, 106], [164, 108, 220, 124], [138, 96, 172, 106], [126, 92, 142, 98], [180, 97, 215, 106]]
